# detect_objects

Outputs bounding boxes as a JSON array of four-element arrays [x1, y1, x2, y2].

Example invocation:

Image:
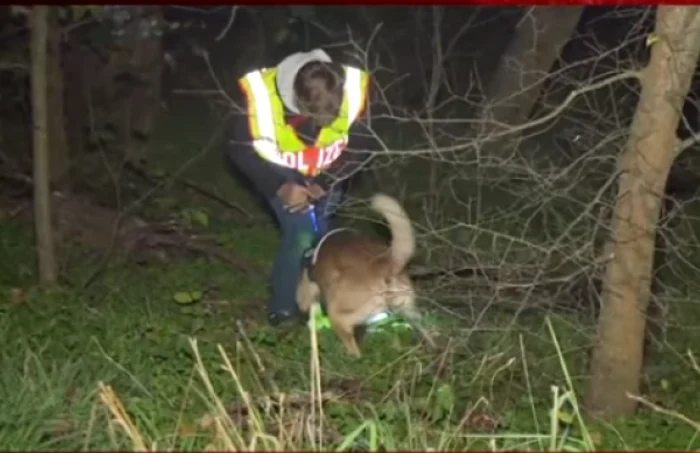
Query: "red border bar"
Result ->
[[22, 1, 700, 5]]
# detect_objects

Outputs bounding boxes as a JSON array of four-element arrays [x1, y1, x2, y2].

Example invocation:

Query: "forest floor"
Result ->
[[1, 97, 700, 451]]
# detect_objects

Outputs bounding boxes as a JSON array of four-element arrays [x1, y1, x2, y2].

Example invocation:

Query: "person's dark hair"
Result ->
[[294, 61, 345, 127]]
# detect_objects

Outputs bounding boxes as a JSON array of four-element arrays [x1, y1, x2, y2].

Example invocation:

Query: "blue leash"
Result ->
[[308, 204, 320, 234], [302, 204, 319, 269]]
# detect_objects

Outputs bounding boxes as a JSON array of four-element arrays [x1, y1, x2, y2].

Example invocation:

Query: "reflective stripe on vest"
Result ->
[[238, 66, 369, 176]]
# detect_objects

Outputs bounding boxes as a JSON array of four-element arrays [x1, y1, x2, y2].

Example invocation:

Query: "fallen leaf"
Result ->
[[10, 288, 25, 305], [178, 422, 197, 438]]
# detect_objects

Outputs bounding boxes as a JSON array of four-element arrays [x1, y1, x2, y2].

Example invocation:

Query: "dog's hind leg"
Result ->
[[328, 307, 362, 356], [390, 290, 436, 348], [335, 323, 361, 357], [297, 269, 321, 314]]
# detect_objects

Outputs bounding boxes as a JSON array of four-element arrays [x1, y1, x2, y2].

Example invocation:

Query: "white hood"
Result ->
[[276, 49, 332, 114]]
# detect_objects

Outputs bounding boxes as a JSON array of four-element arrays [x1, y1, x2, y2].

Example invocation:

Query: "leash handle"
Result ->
[[308, 204, 319, 233]]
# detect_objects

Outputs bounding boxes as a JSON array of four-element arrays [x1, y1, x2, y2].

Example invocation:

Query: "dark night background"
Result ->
[[0, 5, 699, 450]]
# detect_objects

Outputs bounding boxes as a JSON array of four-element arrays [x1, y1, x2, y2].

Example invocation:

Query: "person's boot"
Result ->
[[267, 310, 299, 327]]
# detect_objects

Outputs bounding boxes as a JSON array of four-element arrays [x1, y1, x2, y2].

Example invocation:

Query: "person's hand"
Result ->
[[307, 183, 326, 200], [277, 181, 312, 213]]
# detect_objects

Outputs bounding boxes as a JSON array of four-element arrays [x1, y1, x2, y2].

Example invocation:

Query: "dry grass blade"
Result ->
[[189, 338, 242, 450], [308, 303, 325, 450], [216, 342, 283, 450], [97, 382, 150, 451]]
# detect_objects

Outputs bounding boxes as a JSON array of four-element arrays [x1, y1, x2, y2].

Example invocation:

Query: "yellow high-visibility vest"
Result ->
[[238, 65, 370, 176]]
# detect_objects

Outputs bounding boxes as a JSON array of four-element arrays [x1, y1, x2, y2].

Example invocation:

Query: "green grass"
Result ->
[[3, 97, 700, 451], [2, 213, 700, 450]]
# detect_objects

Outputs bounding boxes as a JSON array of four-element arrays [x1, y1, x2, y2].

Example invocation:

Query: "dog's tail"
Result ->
[[371, 193, 415, 274]]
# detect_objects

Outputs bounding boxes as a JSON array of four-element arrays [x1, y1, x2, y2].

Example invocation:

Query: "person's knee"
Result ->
[[282, 210, 313, 231], [270, 197, 308, 228]]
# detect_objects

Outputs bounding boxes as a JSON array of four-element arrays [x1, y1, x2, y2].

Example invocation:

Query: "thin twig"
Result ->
[[215, 6, 239, 42], [123, 161, 254, 219], [627, 393, 700, 431]]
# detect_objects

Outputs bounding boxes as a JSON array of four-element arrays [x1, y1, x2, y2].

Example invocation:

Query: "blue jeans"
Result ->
[[267, 180, 344, 315]]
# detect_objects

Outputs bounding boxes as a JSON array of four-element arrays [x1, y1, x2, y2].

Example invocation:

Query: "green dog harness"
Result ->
[[307, 302, 413, 332]]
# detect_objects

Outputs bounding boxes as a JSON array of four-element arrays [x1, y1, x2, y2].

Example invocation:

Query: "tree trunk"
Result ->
[[585, 6, 700, 420], [47, 7, 69, 189], [63, 40, 87, 168], [480, 6, 583, 140], [31, 5, 57, 284], [109, 6, 164, 163], [129, 7, 164, 139]]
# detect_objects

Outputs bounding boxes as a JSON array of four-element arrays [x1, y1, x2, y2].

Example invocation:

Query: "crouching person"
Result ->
[[226, 49, 377, 326]]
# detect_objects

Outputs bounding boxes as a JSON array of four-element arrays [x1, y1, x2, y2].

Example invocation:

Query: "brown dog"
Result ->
[[297, 193, 434, 356]]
